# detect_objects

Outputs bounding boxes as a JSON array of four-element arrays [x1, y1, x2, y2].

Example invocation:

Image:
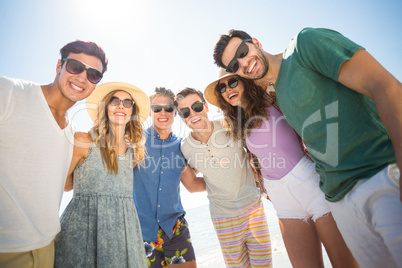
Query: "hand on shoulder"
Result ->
[[72, 132, 92, 163], [74, 132, 92, 149]]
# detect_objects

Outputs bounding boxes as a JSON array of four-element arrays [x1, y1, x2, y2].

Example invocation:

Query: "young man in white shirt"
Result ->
[[0, 40, 108, 268]]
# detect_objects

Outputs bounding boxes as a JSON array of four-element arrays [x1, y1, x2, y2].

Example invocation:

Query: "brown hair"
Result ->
[[215, 76, 269, 140], [174, 87, 206, 107]]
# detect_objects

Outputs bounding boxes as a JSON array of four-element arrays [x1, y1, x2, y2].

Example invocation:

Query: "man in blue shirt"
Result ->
[[134, 87, 205, 268]]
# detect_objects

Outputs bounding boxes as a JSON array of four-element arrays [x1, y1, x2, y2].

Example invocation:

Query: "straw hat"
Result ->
[[86, 81, 150, 123], [204, 68, 237, 108]]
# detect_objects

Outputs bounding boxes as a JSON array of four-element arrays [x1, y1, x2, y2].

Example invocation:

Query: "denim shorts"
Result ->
[[264, 155, 330, 221], [143, 216, 196, 268]]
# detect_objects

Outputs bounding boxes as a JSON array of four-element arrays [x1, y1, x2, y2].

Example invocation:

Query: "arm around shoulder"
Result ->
[[180, 165, 206, 193], [64, 132, 92, 191]]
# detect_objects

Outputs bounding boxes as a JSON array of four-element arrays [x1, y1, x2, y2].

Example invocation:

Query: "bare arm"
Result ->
[[64, 132, 91, 192], [338, 49, 402, 200], [180, 165, 206, 193]]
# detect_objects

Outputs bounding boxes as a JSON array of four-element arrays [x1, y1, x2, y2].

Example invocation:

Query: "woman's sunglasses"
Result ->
[[216, 77, 239, 94], [151, 104, 175, 113], [109, 96, 135, 108], [178, 101, 205, 119], [62, 58, 103, 84], [226, 39, 252, 73]]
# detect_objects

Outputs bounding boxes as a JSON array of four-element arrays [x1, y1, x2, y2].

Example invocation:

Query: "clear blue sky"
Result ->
[[1, 0, 401, 209]]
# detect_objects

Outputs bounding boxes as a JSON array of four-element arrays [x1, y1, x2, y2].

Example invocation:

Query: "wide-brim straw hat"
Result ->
[[204, 68, 237, 108], [86, 81, 150, 123]]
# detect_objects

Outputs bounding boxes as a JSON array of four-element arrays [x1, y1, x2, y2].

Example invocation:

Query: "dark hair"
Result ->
[[174, 87, 206, 107], [150, 87, 175, 103], [213, 29, 252, 68], [60, 40, 108, 73], [216, 76, 269, 140]]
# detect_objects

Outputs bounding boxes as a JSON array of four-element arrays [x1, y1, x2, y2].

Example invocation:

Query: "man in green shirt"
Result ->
[[213, 28, 402, 267]]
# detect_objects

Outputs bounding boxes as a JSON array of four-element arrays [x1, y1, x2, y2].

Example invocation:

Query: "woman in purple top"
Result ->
[[204, 69, 358, 268]]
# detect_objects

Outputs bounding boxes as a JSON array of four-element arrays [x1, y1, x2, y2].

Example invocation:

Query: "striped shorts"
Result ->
[[211, 201, 272, 268]]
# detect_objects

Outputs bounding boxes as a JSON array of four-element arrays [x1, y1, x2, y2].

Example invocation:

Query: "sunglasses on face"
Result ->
[[178, 101, 205, 119], [216, 77, 239, 94], [151, 104, 175, 113], [226, 39, 252, 73], [62, 58, 103, 84], [109, 96, 135, 108]]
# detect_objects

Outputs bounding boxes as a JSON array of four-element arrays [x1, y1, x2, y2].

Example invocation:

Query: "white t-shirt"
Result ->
[[181, 120, 260, 218], [0, 76, 75, 252]]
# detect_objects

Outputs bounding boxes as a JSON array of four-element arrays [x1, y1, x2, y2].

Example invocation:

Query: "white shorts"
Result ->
[[264, 155, 330, 221], [328, 164, 402, 268]]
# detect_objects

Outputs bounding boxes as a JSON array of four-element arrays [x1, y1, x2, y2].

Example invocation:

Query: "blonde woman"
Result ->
[[54, 82, 149, 267]]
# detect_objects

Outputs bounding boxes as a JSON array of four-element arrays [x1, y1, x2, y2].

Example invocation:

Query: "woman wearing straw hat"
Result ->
[[54, 82, 149, 267], [204, 69, 358, 268]]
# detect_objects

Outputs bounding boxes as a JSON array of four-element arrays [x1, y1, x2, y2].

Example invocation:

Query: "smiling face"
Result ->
[[151, 95, 176, 132], [221, 37, 269, 80], [176, 93, 209, 131], [107, 91, 134, 126], [56, 52, 103, 102], [218, 76, 246, 108]]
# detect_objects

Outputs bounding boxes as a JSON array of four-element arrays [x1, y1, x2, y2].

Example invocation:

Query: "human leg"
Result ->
[[144, 240, 165, 268], [265, 156, 334, 267], [145, 217, 196, 268], [212, 201, 272, 268], [244, 201, 272, 268], [212, 214, 251, 268], [314, 213, 359, 268], [295, 159, 358, 267], [164, 217, 196, 268], [0, 240, 54, 268], [279, 218, 324, 268], [328, 165, 402, 268]]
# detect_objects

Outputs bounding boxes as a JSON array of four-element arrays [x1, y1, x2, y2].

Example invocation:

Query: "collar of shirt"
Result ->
[[145, 126, 176, 142]]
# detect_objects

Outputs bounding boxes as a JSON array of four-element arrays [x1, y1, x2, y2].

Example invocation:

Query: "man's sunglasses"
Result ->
[[109, 96, 135, 108], [62, 58, 103, 84], [151, 104, 175, 113], [178, 101, 205, 119], [226, 39, 252, 73], [216, 77, 239, 94]]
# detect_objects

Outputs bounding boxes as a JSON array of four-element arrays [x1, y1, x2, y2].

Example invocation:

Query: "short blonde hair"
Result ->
[[149, 87, 175, 103]]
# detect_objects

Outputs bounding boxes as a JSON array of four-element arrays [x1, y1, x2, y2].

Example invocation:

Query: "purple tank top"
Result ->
[[246, 106, 304, 180]]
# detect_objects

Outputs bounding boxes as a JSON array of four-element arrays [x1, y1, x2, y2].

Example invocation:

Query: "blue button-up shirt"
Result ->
[[133, 126, 187, 242]]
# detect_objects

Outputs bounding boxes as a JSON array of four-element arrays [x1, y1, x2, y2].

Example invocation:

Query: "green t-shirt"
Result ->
[[275, 27, 395, 202]]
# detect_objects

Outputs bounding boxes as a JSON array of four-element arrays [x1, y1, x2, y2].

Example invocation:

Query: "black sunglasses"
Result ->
[[226, 39, 252, 73], [109, 96, 135, 108], [178, 101, 205, 119], [151, 104, 175, 113], [216, 77, 239, 94], [62, 58, 103, 84]]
